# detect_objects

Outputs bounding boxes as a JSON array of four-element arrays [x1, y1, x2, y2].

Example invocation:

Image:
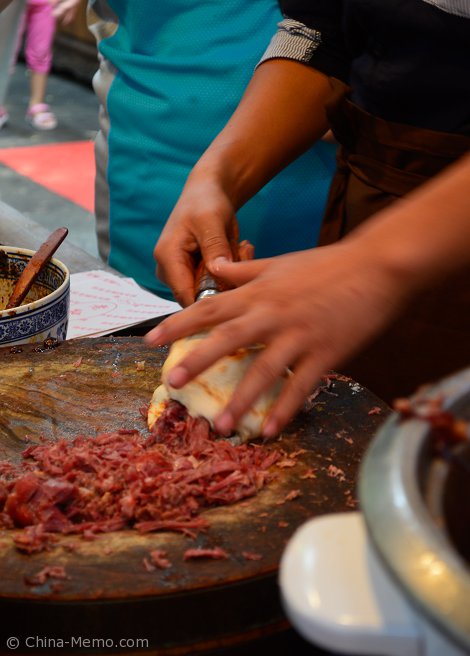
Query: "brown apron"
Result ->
[[319, 80, 470, 404]]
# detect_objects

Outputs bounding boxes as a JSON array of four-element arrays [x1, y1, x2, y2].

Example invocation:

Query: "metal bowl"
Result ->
[[359, 367, 470, 653]]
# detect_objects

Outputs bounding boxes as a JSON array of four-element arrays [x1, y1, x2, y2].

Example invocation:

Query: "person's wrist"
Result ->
[[188, 154, 245, 209], [344, 200, 442, 300]]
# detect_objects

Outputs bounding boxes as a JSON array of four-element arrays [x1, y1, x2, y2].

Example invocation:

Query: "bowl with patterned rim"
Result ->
[[0, 246, 70, 348]]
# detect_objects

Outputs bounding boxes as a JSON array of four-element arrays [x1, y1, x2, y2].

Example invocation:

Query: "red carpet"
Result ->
[[0, 141, 95, 212]]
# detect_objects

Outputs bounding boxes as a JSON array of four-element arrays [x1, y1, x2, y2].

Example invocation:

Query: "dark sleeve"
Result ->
[[258, 0, 350, 82]]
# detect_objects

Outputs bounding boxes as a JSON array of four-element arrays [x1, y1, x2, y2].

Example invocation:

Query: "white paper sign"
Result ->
[[67, 270, 180, 339]]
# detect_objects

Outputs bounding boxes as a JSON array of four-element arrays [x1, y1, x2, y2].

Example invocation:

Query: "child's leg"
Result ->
[[24, 0, 56, 107]]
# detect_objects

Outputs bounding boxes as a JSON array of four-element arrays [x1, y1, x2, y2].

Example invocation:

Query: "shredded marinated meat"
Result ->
[[394, 395, 469, 454], [149, 549, 171, 569], [242, 551, 262, 561], [183, 546, 229, 561], [24, 565, 69, 586], [0, 401, 280, 551]]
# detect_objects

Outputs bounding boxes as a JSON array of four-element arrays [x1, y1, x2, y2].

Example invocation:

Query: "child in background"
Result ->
[[0, 0, 78, 130], [14, 0, 58, 130]]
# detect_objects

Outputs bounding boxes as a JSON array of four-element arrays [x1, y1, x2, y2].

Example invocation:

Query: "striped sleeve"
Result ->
[[422, 0, 470, 18], [259, 18, 322, 63], [258, 0, 350, 82]]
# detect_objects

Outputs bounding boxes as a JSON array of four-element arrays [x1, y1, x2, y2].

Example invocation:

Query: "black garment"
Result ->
[[318, 81, 470, 401], [263, 0, 470, 134]]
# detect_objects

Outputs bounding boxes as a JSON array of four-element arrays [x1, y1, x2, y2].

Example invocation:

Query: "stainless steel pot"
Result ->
[[280, 367, 470, 656]]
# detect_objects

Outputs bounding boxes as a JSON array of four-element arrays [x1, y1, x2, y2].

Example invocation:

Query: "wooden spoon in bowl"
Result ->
[[5, 227, 69, 310]]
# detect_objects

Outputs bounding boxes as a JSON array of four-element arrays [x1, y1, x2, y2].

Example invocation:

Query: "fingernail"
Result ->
[[167, 366, 188, 388], [144, 326, 164, 344], [262, 418, 278, 438], [215, 411, 234, 435], [211, 256, 229, 272]]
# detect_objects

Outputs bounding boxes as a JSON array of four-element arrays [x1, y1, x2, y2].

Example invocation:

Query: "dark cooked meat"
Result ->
[[0, 401, 279, 548]]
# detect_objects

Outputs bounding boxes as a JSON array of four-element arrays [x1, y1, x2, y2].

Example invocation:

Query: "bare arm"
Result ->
[[154, 59, 334, 306], [49, 0, 81, 25], [194, 59, 333, 209], [147, 152, 470, 435]]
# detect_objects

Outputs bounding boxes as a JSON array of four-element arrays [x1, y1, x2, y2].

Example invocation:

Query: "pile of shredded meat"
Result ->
[[0, 401, 280, 551]]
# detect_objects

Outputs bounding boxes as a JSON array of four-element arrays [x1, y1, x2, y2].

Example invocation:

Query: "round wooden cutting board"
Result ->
[[0, 337, 389, 654]]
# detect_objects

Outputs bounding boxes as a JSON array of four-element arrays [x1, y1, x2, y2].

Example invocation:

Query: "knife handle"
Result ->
[[193, 239, 254, 302], [194, 265, 221, 301]]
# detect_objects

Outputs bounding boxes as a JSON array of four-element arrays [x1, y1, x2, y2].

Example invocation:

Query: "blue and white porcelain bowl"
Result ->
[[0, 246, 70, 347]]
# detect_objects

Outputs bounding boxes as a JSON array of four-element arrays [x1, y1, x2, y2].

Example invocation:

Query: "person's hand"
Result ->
[[154, 174, 240, 307], [148, 152, 470, 436], [146, 241, 413, 436], [49, 0, 81, 25]]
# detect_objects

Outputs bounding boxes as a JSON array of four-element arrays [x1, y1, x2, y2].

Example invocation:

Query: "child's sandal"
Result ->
[[26, 103, 58, 131]]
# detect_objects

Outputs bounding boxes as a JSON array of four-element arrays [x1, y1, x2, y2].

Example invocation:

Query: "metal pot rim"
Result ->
[[359, 367, 470, 652]]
